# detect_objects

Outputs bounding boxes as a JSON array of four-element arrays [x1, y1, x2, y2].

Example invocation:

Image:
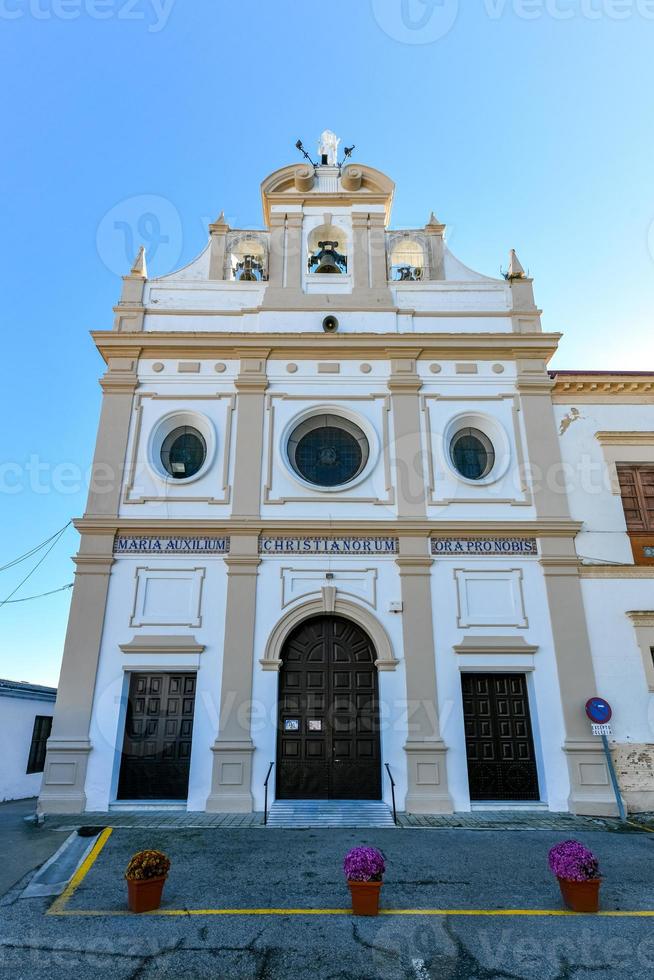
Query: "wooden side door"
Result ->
[[117, 672, 196, 800], [462, 673, 540, 801]]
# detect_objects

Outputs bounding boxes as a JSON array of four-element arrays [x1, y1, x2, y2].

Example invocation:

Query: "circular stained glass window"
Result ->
[[450, 427, 495, 481], [288, 415, 369, 488], [160, 426, 207, 479]]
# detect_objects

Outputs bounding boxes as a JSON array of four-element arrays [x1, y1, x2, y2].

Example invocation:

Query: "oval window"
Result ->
[[288, 415, 369, 488], [160, 426, 207, 479], [450, 428, 495, 481]]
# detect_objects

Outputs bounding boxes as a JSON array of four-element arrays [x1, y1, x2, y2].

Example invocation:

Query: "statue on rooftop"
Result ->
[[318, 130, 340, 167]]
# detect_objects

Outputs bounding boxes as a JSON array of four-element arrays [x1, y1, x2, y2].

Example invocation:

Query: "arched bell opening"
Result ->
[[389, 237, 426, 281], [276, 614, 382, 801], [227, 235, 268, 281], [307, 223, 348, 275]]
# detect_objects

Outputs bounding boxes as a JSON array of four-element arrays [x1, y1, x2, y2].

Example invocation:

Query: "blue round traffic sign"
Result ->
[[585, 697, 612, 724]]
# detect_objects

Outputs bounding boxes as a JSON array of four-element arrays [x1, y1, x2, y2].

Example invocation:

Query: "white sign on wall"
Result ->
[[432, 537, 538, 556]]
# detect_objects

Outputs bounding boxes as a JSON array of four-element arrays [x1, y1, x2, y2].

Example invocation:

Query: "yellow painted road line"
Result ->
[[47, 827, 113, 916], [627, 819, 654, 834], [49, 905, 654, 918]]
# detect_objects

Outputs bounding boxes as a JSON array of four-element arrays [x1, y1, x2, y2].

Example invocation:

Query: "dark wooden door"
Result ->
[[462, 673, 540, 801], [117, 672, 196, 800], [276, 616, 381, 800]]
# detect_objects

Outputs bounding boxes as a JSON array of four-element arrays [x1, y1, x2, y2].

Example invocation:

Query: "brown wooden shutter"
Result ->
[[617, 465, 654, 532]]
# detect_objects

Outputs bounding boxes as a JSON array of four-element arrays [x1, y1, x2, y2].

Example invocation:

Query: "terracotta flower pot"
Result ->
[[348, 879, 383, 916], [557, 876, 602, 913], [127, 875, 167, 913]]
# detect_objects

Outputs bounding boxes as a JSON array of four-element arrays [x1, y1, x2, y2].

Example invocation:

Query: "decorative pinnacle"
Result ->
[[506, 248, 527, 280], [130, 245, 147, 278]]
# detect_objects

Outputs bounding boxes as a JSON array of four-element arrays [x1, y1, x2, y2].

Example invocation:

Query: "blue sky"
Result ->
[[1, 0, 653, 686]]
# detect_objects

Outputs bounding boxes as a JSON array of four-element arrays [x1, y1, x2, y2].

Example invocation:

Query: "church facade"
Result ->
[[39, 133, 654, 817]]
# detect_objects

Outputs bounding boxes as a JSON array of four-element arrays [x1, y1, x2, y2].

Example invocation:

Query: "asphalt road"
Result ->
[[0, 798, 64, 897], [1, 824, 654, 979]]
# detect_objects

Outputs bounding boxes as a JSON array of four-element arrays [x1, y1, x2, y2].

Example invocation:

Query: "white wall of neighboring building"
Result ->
[[556, 401, 654, 565], [0, 695, 54, 801]]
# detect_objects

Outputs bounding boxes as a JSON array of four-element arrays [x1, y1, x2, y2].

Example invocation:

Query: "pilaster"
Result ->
[[397, 536, 453, 814], [38, 532, 114, 813], [262, 211, 304, 306], [387, 354, 427, 519], [208, 212, 229, 279], [350, 211, 370, 292], [424, 216, 446, 280], [38, 356, 138, 814], [368, 212, 389, 290], [231, 353, 269, 518], [113, 276, 146, 333], [519, 358, 619, 815], [206, 534, 260, 812], [87, 357, 140, 517]]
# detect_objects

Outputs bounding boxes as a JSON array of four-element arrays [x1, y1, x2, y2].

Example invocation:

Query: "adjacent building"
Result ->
[[1, 679, 56, 802], [38, 132, 654, 817]]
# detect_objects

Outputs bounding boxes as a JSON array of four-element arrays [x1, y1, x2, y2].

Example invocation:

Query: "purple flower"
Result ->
[[548, 840, 600, 882], [343, 846, 386, 882]]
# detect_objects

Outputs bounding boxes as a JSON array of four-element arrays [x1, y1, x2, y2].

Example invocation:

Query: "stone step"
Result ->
[[266, 800, 396, 828]]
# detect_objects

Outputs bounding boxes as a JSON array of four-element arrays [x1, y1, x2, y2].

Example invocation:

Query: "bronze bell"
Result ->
[[235, 254, 260, 281], [310, 240, 346, 274]]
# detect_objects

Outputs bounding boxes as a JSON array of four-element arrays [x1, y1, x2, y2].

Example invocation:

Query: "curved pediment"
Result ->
[[260, 162, 395, 225]]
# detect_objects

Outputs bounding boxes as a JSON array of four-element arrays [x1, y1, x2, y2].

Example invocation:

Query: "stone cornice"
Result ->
[[579, 565, 654, 579], [73, 517, 583, 537], [91, 331, 561, 364], [626, 611, 654, 626], [552, 374, 654, 402], [119, 635, 205, 654], [596, 431, 654, 446], [123, 306, 541, 318]]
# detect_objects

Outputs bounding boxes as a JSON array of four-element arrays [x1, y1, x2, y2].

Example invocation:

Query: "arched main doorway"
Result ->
[[276, 615, 382, 800]]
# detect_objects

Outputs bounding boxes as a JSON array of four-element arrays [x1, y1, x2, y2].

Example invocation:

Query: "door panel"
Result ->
[[276, 616, 381, 800], [462, 673, 540, 801], [117, 672, 196, 800]]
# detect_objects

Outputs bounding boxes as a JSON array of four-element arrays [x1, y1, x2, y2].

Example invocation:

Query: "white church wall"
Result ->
[[118, 376, 237, 520], [84, 555, 228, 811], [261, 374, 398, 520], [142, 308, 516, 334], [249, 555, 408, 811], [422, 371, 535, 522], [431, 556, 571, 812]]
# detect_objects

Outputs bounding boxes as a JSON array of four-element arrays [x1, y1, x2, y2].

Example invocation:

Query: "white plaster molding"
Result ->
[[263, 393, 394, 505], [259, 597, 398, 672], [124, 392, 235, 505], [280, 566, 378, 609], [421, 393, 531, 507], [453, 568, 528, 628], [119, 635, 205, 654], [453, 636, 538, 655], [129, 566, 205, 627], [594, 431, 654, 494]]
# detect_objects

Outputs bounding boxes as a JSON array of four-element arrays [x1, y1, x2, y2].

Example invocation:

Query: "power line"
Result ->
[[2, 583, 73, 604], [0, 523, 71, 610], [0, 521, 72, 573]]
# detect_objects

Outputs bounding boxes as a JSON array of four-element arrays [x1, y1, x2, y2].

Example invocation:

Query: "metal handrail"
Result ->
[[384, 763, 397, 825], [263, 762, 274, 826]]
